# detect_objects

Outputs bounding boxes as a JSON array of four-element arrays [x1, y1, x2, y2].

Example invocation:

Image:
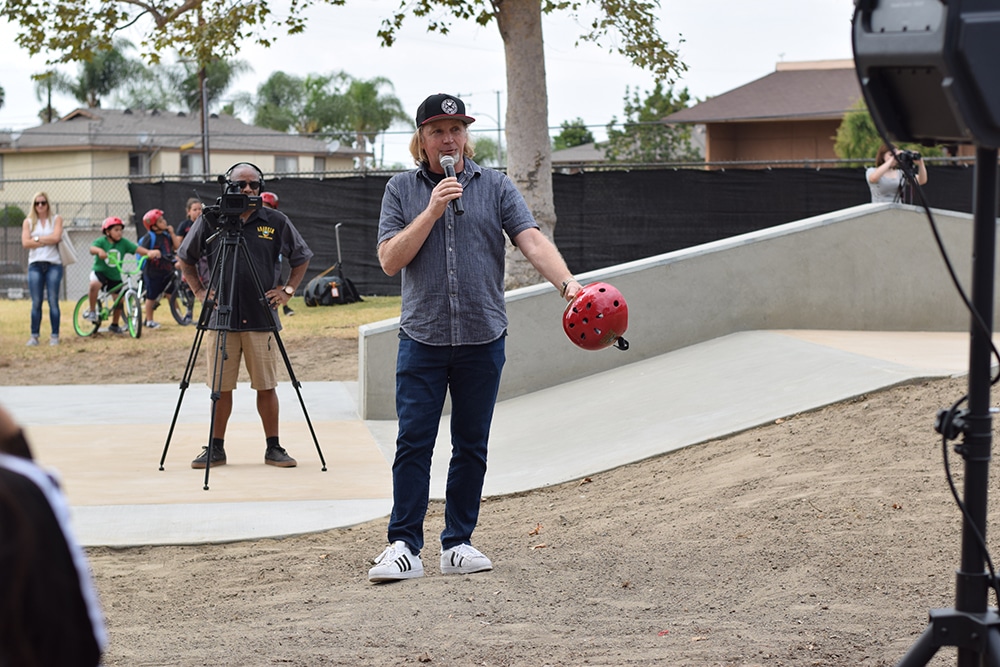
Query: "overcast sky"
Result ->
[[0, 0, 855, 166]]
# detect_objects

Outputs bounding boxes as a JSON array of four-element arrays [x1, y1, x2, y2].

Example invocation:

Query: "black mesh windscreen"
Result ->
[[130, 166, 976, 296]]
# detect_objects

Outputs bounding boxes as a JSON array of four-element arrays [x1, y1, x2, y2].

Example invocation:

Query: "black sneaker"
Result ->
[[265, 445, 297, 468], [191, 445, 227, 469], [108, 324, 124, 334], [283, 305, 295, 316]]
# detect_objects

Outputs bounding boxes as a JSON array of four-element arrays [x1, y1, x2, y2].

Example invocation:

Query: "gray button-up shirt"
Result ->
[[378, 157, 538, 346]]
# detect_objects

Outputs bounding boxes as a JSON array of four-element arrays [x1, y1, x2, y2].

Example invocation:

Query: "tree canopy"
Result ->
[[237, 71, 407, 166], [553, 118, 595, 152], [604, 82, 699, 163], [2, 0, 346, 67]]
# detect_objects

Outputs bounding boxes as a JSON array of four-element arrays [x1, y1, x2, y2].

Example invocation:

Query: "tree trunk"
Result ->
[[496, 0, 556, 289]]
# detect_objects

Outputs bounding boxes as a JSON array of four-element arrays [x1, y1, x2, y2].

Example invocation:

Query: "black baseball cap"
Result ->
[[415, 93, 476, 127]]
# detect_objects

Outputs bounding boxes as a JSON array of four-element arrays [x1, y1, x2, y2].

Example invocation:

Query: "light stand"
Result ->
[[895, 147, 1000, 667], [853, 2, 1000, 663]]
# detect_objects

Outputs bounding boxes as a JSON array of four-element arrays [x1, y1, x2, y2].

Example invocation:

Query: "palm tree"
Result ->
[[338, 76, 408, 168], [247, 71, 349, 138], [32, 71, 62, 122], [174, 58, 253, 113], [49, 39, 145, 108]]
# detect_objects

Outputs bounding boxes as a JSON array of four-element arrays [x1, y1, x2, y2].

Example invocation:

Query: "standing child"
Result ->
[[85, 217, 160, 334], [139, 209, 182, 329]]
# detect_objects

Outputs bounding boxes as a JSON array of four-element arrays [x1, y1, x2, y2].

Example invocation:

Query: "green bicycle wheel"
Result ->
[[124, 289, 143, 339], [72, 295, 100, 337]]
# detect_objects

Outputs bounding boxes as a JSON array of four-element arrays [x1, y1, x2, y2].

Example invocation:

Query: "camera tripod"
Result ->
[[895, 147, 1000, 666], [157, 214, 327, 490]]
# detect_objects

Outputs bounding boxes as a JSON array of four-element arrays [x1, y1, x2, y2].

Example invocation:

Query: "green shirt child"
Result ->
[[90, 235, 140, 282]]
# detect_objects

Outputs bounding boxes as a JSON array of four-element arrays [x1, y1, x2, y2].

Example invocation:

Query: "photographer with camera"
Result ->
[[866, 143, 928, 203], [176, 163, 313, 470]]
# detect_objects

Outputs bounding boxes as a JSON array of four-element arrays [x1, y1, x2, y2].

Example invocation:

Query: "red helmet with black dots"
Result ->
[[562, 282, 629, 351]]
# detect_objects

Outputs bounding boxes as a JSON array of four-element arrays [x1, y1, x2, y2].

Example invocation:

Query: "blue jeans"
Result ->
[[28, 261, 63, 337], [388, 336, 506, 555]]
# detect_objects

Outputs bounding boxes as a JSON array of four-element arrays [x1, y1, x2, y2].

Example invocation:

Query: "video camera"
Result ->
[[895, 149, 922, 170], [216, 177, 263, 216], [201, 176, 263, 230]]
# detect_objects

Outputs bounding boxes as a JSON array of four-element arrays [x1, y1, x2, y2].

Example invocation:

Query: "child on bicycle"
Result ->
[[139, 209, 182, 329], [85, 216, 160, 333]]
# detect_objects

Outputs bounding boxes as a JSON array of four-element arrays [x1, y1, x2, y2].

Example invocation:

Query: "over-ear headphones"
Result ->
[[223, 162, 265, 190]]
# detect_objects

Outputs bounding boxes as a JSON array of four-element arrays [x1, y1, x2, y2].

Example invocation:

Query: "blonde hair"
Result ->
[[408, 125, 476, 166], [27, 191, 52, 232]]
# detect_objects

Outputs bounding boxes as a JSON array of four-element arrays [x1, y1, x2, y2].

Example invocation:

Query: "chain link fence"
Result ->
[[2, 175, 145, 301]]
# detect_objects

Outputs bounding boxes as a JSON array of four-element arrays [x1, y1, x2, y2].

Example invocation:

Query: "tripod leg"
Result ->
[[985, 626, 1000, 667], [895, 624, 939, 667], [269, 332, 327, 471], [203, 328, 229, 491], [158, 320, 208, 470]]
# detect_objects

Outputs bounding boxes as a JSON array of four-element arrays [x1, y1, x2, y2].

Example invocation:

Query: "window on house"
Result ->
[[180, 153, 204, 177], [0, 154, 4, 189], [129, 152, 150, 177], [274, 156, 298, 174], [313, 156, 326, 175]]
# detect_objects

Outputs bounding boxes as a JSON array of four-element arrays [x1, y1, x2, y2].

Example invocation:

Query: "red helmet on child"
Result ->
[[562, 282, 630, 351], [261, 192, 279, 209], [142, 208, 164, 230], [102, 216, 124, 231]]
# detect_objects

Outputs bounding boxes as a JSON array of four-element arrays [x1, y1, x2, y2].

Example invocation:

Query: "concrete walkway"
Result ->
[[0, 330, 975, 547]]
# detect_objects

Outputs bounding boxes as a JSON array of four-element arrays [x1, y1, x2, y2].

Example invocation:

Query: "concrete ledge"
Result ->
[[359, 204, 979, 419]]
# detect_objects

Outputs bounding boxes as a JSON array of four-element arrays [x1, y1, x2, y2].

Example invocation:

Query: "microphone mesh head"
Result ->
[[439, 154, 455, 168]]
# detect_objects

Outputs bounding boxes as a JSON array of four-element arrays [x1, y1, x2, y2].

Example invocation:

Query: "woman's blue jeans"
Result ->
[[388, 337, 505, 555], [28, 261, 63, 337]]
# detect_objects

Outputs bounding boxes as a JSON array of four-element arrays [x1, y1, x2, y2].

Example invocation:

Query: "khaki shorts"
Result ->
[[206, 330, 279, 392]]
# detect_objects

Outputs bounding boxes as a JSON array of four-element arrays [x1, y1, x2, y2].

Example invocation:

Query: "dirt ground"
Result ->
[[11, 342, 995, 666], [0, 333, 358, 386], [2, 337, 998, 667]]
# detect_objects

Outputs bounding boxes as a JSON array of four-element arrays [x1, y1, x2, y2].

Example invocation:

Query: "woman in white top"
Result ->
[[866, 143, 929, 203], [21, 192, 64, 346]]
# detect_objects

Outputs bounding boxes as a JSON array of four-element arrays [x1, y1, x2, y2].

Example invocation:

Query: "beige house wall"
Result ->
[[1, 148, 356, 226], [705, 120, 841, 166]]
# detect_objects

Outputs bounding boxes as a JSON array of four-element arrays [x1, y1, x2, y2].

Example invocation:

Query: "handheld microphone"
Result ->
[[439, 154, 464, 216]]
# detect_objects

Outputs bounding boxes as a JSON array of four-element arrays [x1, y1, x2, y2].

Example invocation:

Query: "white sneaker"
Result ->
[[440, 544, 493, 575], [368, 541, 423, 582], [83, 310, 98, 323], [145, 321, 161, 329]]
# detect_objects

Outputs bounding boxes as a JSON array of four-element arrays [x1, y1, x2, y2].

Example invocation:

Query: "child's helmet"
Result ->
[[102, 216, 125, 231], [562, 282, 630, 351], [142, 208, 164, 230], [261, 192, 279, 209]]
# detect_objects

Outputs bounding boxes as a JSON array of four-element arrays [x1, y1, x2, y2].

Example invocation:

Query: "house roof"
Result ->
[[0, 108, 365, 157], [663, 60, 862, 124], [551, 142, 608, 164]]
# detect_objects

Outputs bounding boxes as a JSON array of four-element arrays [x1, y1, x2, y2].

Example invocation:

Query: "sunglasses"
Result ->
[[34, 201, 48, 206], [231, 180, 261, 191]]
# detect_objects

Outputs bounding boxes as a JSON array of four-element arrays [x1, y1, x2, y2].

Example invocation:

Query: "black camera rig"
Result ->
[[895, 149, 922, 170], [201, 178, 263, 231]]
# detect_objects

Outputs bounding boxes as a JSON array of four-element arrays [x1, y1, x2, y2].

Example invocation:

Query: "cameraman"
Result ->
[[176, 163, 313, 469], [866, 144, 928, 203]]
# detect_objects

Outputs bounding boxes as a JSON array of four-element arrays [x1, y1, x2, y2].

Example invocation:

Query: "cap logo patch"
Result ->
[[442, 98, 458, 115]]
